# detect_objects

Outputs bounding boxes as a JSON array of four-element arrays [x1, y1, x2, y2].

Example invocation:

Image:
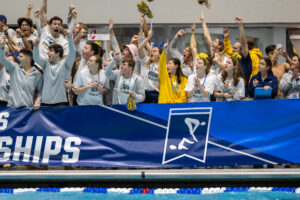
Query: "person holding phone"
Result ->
[[249, 58, 278, 99]]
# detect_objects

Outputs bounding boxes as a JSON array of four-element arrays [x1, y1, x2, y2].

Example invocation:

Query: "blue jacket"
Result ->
[[249, 72, 278, 99]]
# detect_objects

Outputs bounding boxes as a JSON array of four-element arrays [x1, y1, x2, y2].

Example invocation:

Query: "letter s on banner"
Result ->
[[62, 137, 81, 163], [0, 137, 12, 162], [0, 112, 9, 131]]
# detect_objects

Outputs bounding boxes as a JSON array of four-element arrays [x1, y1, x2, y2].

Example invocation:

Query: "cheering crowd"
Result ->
[[0, 1, 299, 110]]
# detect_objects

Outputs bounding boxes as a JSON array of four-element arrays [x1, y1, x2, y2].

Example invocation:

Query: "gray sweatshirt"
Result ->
[[0, 49, 43, 108], [33, 36, 75, 104], [105, 59, 145, 105], [279, 70, 300, 98]]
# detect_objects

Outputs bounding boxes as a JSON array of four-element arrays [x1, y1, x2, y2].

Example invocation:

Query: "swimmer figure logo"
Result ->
[[162, 107, 212, 164]]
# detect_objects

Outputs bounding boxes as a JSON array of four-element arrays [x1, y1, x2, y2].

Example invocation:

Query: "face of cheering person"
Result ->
[[167, 60, 178, 75], [291, 56, 300, 69], [196, 58, 206, 74], [49, 20, 62, 38], [87, 56, 100, 73], [82, 44, 94, 61], [150, 47, 160, 62]]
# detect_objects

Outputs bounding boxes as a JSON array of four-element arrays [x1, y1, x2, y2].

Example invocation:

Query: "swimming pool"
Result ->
[[0, 187, 300, 200]]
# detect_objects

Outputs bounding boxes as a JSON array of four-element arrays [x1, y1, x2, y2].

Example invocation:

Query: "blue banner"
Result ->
[[0, 99, 300, 168]]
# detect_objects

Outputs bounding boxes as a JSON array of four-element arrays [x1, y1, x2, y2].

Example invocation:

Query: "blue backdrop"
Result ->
[[0, 99, 299, 168]]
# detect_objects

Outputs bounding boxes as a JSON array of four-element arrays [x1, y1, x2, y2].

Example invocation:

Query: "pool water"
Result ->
[[0, 191, 300, 200]]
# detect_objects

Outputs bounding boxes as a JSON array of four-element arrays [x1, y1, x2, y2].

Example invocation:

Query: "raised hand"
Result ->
[[113, 51, 121, 61], [177, 29, 186, 37], [69, 5, 75, 12], [27, 3, 34, 10], [63, 29, 72, 37], [200, 15, 205, 22], [235, 17, 243, 24], [16, 28, 24, 37], [71, 10, 78, 20], [223, 28, 230, 38], [34, 9, 40, 20]]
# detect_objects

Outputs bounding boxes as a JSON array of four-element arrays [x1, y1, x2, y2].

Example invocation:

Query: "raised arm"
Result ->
[[33, 37, 47, 69], [40, 0, 47, 28], [0, 37, 17, 72], [236, 17, 249, 57], [63, 29, 76, 70], [200, 15, 212, 51], [105, 52, 120, 81], [169, 29, 185, 60], [16, 28, 32, 50], [4, 27, 20, 53], [25, 3, 33, 19], [67, 5, 77, 33], [109, 19, 121, 52], [223, 28, 234, 56], [34, 9, 42, 37], [138, 29, 152, 60], [190, 23, 198, 60]]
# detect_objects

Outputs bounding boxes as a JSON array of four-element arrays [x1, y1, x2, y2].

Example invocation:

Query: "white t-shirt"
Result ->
[[13, 34, 37, 49], [74, 68, 109, 105], [116, 76, 136, 104], [211, 54, 229, 76], [39, 26, 69, 60], [0, 68, 10, 102], [215, 74, 245, 101], [139, 56, 159, 91], [0, 29, 16, 39], [185, 73, 216, 102]]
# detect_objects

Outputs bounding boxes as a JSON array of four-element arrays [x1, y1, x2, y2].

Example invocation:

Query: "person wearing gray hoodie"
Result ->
[[33, 28, 75, 106], [0, 37, 43, 109]]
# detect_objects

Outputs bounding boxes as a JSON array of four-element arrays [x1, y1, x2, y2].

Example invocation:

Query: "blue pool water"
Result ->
[[0, 191, 300, 200]]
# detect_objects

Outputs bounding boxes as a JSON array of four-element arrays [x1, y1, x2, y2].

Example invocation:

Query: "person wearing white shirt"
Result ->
[[74, 55, 109, 105], [185, 57, 216, 102], [214, 57, 245, 101]]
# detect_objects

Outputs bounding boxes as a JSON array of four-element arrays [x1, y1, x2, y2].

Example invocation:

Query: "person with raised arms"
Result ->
[[33, 28, 75, 106], [185, 23, 216, 103], [37, 0, 76, 60], [137, 16, 160, 103], [169, 29, 194, 77], [0, 37, 42, 109], [200, 15, 229, 76], [105, 52, 145, 105], [158, 42, 188, 103]]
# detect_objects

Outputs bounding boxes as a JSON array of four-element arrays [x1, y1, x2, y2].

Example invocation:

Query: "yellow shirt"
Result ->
[[158, 52, 188, 103]]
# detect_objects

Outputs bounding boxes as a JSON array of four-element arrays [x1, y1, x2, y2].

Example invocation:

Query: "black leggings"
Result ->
[[41, 102, 69, 107], [144, 90, 159, 103], [0, 100, 8, 106]]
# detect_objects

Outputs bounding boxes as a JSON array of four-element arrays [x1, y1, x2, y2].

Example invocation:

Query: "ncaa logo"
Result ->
[[162, 107, 212, 164]]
